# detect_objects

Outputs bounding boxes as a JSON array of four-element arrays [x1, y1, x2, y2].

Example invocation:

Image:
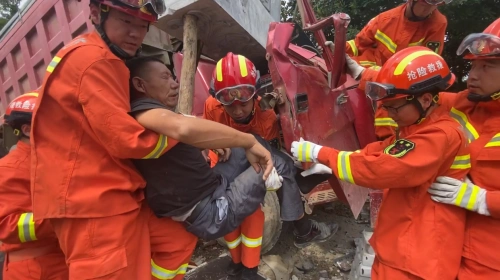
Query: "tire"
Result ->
[[217, 191, 283, 254]]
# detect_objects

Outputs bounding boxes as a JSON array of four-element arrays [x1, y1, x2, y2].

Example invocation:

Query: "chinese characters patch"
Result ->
[[383, 139, 415, 158]]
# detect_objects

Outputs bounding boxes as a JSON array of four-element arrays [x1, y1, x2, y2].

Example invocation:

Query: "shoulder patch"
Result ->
[[426, 41, 441, 53], [384, 139, 415, 158]]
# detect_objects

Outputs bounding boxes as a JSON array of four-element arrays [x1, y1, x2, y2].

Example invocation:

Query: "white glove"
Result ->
[[323, 41, 364, 80], [345, 54, 365, 80], [265, 167, 283, 191], [428, 176, 490, 216], [301, 163, 332, 177], [291, 137, 323, 163]]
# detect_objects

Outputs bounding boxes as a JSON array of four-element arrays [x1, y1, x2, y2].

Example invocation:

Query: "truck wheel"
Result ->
[[217, 191, 282, 254]]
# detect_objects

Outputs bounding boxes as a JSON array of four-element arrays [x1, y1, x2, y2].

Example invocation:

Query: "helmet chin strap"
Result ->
[[467, 90, 500, 102], [407, 0, 431, 22], [95, 6, 142, 60]]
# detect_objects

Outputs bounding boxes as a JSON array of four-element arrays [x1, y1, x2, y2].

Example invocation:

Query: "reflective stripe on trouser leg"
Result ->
[[151, 259, 188, 280], [240, 208, 264, 268], [224, 228, 243, 264]]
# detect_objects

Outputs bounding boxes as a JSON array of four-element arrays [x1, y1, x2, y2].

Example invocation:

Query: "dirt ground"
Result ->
[[190, 200, 371, 280]]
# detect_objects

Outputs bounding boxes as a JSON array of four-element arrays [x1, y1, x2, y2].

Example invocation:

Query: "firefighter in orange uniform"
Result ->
[[293, 46, 470, 279], [332, 0, 452, 139], [30, 1, 273, 279], [0, 92, 68, 280], [428, 18, 500, 279], [204, 53, 339, 250]]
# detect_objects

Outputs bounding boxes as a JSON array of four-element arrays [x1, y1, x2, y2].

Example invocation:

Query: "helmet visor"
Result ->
[[114, 0, 166, 16], [366, 82, 397, 101], [457, 33, 500, 57], [215, 85, 256, 105]]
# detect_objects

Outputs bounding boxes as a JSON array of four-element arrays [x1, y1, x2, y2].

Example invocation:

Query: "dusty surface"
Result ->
[[190, 200, 371, 280]]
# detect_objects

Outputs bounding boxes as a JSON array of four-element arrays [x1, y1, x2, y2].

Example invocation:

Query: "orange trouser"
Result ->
[[224, 207, 265, 268], [3, 250, 68, 280], [372, 258, 423, 280], [458, 257, 500, 280], [50, 205, 151, 280], [149, 213, 198, 280]]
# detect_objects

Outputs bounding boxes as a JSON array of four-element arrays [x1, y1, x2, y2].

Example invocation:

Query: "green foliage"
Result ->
[[281, 0, 499, 91], [0, 0, 21, 30]]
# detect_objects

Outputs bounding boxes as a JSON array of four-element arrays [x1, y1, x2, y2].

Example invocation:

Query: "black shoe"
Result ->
[[225, 261, 243, 280], [241, 266, 259, 280], [294, 220, 339, 248]]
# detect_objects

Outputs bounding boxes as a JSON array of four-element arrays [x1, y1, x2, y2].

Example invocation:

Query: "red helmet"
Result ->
[[91, 0, 165, 22], [458, 18, 500, 60], [4, 91, 38, 129], [211, 53, 259, 105], [366, 46, 455, 101]]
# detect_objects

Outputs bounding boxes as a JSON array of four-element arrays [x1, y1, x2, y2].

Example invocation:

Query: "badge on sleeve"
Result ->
[[426, 41, 441, 53], [384, 139, 415, 158]]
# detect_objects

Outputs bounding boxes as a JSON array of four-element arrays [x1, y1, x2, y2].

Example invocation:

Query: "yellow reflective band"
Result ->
[[374, 29, 397, 53], [46, 56, 61, 73], [225, 236, 242, 249], [241, 234, 262, 248], [466, 185, 480, 210], [143, 135, 169, 159], [393, 50, 440, 75], [216, 59, 223, 82], [369, 65, 381, 71], [455, 182, 468, 207], [408, 38, 425, 47], [347, 40, 358, 56], [374, 118, 398, 127], [17, 212, 37, 243], [24, 92, 39, 97], [151, 259, 188, 280], [337, 151, 355, 184], [359, 61, 377, 67], [485, 133, 500, 147], [450, 107, 479, 142], [238, 55, 248, 78], [450, 154, 471, 170]]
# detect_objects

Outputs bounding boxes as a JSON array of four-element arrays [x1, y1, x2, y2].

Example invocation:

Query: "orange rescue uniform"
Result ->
[[0, 141, 67, 279], [203, 97, 280, 142], [31, 31, 172, 279], [316, 107, 469, 279], [346, 4, 447, 68], [449, 91, 500, 279]]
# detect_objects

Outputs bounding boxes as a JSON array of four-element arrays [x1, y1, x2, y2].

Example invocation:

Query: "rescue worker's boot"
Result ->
[[241, 266, 259, 280], [226, 261, 243, 280], [293, 220, 339, 248]]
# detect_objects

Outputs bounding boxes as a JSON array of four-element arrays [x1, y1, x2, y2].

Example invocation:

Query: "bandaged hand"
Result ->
[[265, 167, 283, 192], [428, 176, 490, 216], [291, 138, 323, 163], [301, 163, 332, 177]]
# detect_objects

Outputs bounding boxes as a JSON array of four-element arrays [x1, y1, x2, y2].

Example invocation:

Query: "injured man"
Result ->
[[126, 56, 292, 279]]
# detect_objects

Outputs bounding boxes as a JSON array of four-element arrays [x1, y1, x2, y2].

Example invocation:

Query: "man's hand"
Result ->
[[428, 176, 490, 216], [301, 163, 332, 177], [291, 138, 323, 163], [345, 54, 365, 80], [245, 142, 273, 180], [212, 148, 232, 162]]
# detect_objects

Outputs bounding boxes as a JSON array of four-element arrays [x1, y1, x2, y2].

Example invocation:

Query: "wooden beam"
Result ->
[[177, 14, 198, 115]]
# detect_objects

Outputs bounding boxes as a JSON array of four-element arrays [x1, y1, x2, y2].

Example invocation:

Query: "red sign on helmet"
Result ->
[[4, 91, 39, 127], [212, 53, 259, 105]]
